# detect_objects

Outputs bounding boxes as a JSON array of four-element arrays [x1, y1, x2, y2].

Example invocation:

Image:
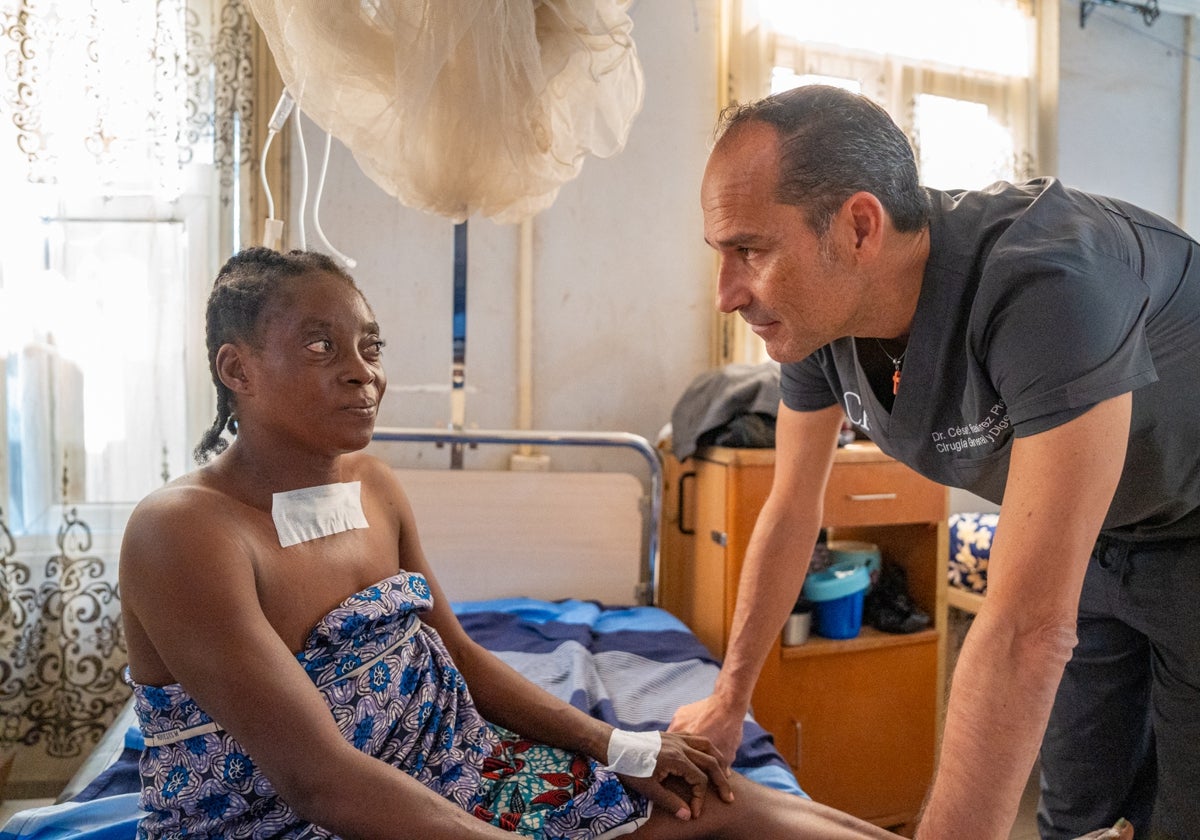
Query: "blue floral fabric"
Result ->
[[126, 572, 648, 839], [948, 512, 999, 595]]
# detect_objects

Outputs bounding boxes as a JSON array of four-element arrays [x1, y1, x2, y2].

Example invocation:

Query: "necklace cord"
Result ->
[[875, 339, 907, 395]]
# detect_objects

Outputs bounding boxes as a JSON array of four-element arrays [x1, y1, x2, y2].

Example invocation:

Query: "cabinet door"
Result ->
[[758, 639, 938, 831], [690, 459, 731, 659], [658, 452, 697, 625]]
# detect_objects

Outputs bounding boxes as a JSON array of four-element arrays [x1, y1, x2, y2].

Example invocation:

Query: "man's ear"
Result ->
[[840, 191, 886, 257], [215, 343, 253, 395]]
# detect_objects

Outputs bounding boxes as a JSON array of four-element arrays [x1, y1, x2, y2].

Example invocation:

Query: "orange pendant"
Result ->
[[892, 367, 901, 395]]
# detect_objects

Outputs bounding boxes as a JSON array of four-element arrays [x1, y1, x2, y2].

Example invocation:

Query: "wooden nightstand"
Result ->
[[660, 442, 948, 836]]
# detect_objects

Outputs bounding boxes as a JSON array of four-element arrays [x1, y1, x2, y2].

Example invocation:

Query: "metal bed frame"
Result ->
[[370, 426, 663, 606]]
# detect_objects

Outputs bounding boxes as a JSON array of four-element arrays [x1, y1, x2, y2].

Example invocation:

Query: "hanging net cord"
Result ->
[[245, 1, 645, 223]]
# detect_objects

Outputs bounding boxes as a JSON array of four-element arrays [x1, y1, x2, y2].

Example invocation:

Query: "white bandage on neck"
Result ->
[[604, 728, 661, 778], [271, 481, 369, 548]]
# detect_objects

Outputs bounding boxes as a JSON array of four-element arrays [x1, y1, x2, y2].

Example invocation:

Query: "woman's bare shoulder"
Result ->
[[344, 451, 397, 480], [120, 471, 259, 579], [127, 472, 239, 529], [343, 452, 412, 501]]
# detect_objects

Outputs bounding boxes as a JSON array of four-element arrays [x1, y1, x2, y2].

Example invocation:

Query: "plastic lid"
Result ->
[[802, 560, 871, 602], [827, 540, 882, 577]]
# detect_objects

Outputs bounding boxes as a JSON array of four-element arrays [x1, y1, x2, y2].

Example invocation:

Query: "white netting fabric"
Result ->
[[246, 0, 645, 223]]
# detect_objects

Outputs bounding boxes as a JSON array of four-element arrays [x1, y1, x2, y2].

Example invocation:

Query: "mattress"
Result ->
[[0, 597, 802, 839]]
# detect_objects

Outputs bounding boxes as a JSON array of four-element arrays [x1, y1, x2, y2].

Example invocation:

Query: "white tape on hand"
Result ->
[[604, 728, 661, 778]]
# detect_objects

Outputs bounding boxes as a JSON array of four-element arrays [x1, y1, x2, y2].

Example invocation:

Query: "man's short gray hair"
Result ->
[[716, 85, 930, 234]]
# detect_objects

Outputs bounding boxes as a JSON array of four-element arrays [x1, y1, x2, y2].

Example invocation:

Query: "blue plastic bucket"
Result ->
[[802, 560, 871, 639]]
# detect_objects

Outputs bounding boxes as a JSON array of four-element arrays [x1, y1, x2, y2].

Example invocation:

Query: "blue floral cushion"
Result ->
[[948, 512, 998, 595]]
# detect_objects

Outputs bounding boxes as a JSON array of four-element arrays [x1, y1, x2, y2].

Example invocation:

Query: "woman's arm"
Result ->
[[369, 461, 733, 819], [120, 486, 512, 840]]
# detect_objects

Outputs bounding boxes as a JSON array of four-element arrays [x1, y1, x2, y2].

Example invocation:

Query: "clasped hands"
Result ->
[[618, 730, 734, 821]]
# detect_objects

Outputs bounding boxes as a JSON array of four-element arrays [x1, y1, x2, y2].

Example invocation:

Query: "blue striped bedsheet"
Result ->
[[0, 599, 801, 840]]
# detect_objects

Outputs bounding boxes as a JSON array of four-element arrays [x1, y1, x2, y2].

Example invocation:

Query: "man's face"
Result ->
[[701, 122, 859, 363]]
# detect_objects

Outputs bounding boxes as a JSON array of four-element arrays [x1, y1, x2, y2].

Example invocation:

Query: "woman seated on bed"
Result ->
[[117, 248, 1120, 840]]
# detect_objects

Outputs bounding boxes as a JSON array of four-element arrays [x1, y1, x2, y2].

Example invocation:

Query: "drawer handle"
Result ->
[[846, 492, 898, 502], [792, 719, 803, 770], [677, 471, 696, 536]]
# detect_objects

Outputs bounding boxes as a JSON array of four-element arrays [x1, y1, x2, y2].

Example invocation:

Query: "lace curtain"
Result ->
[[0, 0, 272, 796]]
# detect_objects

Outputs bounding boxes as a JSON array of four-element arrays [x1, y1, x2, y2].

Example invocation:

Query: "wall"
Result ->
[[286, 2, 720, 471], [954, 0, 1198, 515], [285, 1, 1198, 478], [1055, 0, 1195, 236]]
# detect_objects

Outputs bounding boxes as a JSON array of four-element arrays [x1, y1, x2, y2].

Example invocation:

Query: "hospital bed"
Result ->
[[0, 427, 803, 839]]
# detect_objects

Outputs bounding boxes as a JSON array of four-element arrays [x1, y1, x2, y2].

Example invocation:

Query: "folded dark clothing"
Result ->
[[865, 562, 932, 634], [695, 412, 776, 452], [670, 362, 781, 460]]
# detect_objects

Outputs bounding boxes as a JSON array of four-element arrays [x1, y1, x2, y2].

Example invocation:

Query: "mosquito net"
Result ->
[[246, 0, 645, 223]]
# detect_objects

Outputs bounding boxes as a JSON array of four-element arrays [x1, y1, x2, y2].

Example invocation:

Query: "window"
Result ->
[[762, 0, 1037, 191], [0, 1, 272, 533], [0, 213, 197, 530], [0, 3, 288, 780]]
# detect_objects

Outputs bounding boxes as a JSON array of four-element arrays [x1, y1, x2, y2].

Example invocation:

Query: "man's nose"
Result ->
[[715, 260, 750, 314]]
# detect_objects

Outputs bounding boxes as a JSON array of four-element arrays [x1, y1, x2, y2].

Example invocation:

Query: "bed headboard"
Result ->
[[370, 427, 663, 607]]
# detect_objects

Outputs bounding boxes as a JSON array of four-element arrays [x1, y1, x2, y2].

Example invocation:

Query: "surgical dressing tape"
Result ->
[[604, 728, 661, 777], [271, 481, 369, 548]]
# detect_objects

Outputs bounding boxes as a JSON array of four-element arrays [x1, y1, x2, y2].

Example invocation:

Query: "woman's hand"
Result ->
[[620, 731, 734, 821]]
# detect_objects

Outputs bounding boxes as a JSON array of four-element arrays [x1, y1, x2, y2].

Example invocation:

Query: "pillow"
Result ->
[[948, 512, 999, 595]]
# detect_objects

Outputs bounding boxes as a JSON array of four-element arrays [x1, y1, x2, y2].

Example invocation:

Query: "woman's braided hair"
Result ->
[[193, 248, 357, 464]]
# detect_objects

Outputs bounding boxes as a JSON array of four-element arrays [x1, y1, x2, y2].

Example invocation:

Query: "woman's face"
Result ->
[[237, 271, 387, 456]]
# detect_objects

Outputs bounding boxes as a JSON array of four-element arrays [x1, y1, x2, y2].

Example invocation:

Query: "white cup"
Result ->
[[783, 611, 812, 646]]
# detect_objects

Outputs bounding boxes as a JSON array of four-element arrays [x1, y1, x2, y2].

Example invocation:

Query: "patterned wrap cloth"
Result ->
[[126, 572, 650, 838]]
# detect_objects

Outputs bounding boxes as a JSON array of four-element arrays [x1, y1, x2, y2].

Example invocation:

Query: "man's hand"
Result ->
[[1072, 819, 1133, 840], [668, 696, 744, 773], [621, 730, 733, 821]]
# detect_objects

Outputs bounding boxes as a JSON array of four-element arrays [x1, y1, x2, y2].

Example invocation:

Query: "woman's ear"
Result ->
[[215, 343, 253, 395]]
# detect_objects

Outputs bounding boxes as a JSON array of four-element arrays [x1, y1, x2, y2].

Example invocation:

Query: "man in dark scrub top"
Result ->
[[669, 84, 1200, 840]]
